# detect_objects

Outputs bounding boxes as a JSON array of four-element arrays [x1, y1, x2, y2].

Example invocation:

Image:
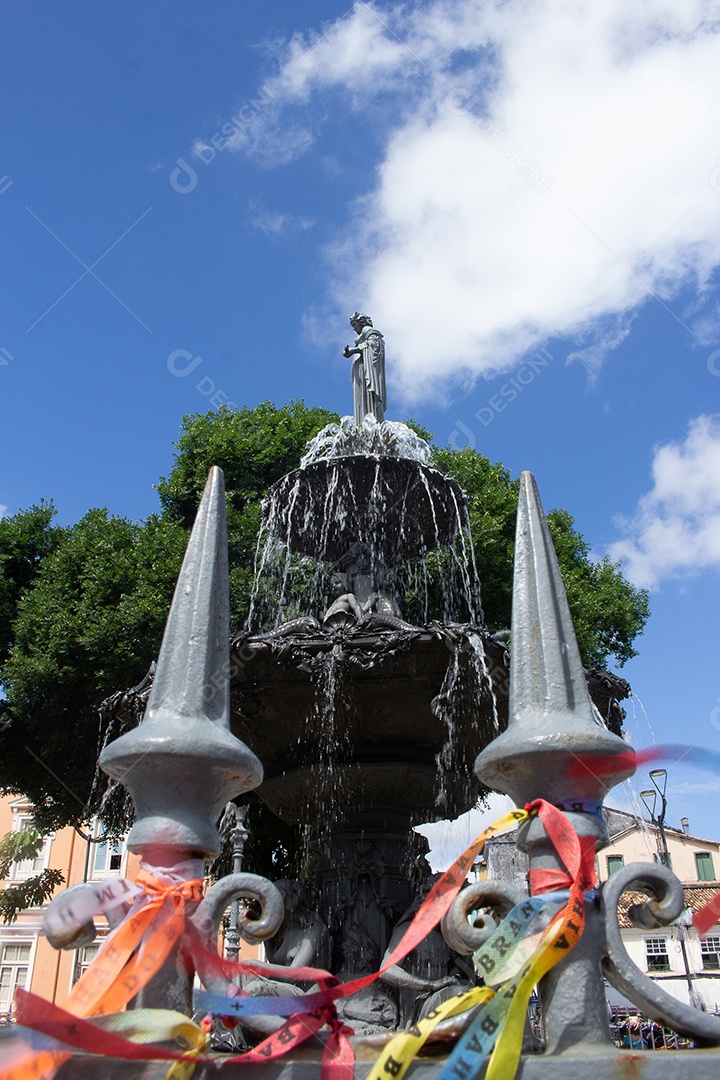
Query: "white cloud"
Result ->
[[608, 415, 720, 588], [223, 0, 720, 402], [0, 505, 7, 518], [248, 198, 314, 235]]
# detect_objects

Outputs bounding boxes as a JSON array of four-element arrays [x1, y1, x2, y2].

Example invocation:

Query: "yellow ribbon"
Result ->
[[94, 1009, 210, 1080], [366, 988, 493, 1080]]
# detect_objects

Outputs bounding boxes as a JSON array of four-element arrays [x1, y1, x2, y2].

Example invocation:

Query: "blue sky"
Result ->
[[2, 1, 720, 840]]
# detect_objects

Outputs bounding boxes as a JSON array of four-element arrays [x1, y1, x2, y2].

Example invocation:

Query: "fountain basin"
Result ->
[[265, 456, 468, 564]]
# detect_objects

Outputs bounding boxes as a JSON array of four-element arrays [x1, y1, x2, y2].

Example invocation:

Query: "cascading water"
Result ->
[[239, 413, 501, 864], [302, 643, 352, 849], [247, 418, 483, 632]]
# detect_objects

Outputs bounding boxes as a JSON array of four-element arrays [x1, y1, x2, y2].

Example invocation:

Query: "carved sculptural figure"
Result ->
[[237, 879, 331, 1037], [323, 572, 364, 628], [380, 873, 472, 1027], [363, 567, 403, 620], [343, 312, 387, 425], [264, 879, 331, 972]]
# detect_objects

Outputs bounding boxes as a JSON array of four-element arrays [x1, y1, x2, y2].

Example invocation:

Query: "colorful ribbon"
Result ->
[[432, 799, 590, 1080], [5, 808, 532, 1080], [569, 742, 720, 935], [15, 762, 715, 1080], [1, 869, 205, 1080]]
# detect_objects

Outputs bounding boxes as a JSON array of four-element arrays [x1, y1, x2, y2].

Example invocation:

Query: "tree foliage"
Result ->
[[0, 510, 188, 831], [432, 448, 649, 667], [0, 502, 62, 669], [156, 401, 339, 624], [0, 826, 64, 923], [0, 401, 649, 847]]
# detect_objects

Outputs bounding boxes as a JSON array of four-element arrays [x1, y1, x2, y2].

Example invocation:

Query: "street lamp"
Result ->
[[676, 907, 702, 1010], [221, 802, 250, 963], [640, 768, 669, 867], [639, 770, 701, 1009]]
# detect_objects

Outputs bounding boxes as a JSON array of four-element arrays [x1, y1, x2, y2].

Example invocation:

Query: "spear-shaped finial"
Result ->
[[100, 467, 262, 858], [475, 472, 634, 808]]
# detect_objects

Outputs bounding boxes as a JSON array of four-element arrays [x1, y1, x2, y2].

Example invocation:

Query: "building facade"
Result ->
[[0, 794, 259, 1019], [0, 794, 138, 1018], [485, 806, 720, 1013]]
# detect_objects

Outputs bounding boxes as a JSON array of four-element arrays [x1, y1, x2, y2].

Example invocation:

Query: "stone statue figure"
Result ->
[[363, 567, 403, 621], [335, 922, 398, 1034], [380, 874, 473, 1027], [264, 879, 331, 972], [237, 880, 331, 1038], [323, 573, 364, 629], [343, 312, 386, 425]]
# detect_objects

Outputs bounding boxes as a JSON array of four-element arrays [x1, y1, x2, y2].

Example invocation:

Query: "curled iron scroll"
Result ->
[[601, 862, 720, 1046], [192, 872, 285, 950], [44, 881, 135, 950], [441, 882, 528, 955]]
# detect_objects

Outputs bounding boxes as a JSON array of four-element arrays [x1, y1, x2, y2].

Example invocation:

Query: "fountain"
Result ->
[[24, 315, 720, 1077]]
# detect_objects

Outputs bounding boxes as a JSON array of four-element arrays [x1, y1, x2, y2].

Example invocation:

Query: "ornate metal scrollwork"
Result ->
[[441, 882, 528, 955], [192, 873, 285, 959], [601, 862, 720, 1045], [44, 881, 135, 950]]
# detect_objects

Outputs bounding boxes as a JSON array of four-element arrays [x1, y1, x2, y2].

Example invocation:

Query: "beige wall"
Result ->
[[598, 823, 720, 884], [2, 793, 258, 1012]]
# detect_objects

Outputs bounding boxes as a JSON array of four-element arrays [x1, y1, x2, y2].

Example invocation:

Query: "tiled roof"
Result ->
[[615, 883, 720, 929]]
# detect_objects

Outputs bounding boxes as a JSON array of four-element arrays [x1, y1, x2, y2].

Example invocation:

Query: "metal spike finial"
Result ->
[[100, 466, 263, 858], [475, 472, 634, 808], [142, 465, 231, 730], [509, 470, 595, 726]]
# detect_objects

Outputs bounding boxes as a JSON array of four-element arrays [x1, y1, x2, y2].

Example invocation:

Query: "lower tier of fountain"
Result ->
[[230, 625, 506, 827]]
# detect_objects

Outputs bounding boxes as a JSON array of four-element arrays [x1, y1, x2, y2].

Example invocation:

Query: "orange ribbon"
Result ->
[[68, 870, 204, 1017], [2, 871, 204, 1080]]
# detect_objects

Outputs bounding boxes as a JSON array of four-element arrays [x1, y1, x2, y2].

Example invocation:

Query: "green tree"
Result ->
[[0, 401, 338, 834], [432, 448, 649, 668], [156, 401, 338, 623], [0, 510, 188, 831], [0, 502, 62, 669]]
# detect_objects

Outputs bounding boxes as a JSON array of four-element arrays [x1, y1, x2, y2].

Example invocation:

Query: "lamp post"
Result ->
[[640, 770, 700, 1009], [640, 767, 669, 867], [224, 804, 250, 964], [676, 906, 701, 1010]]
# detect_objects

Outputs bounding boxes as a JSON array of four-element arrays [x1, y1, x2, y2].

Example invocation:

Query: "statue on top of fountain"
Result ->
[[343, 312, 387, 426]]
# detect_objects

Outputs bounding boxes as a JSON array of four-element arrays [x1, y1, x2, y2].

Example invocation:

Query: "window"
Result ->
[[72, 943, 100, 986], [606, 855, 624, 876], [0, 943, 31, 1013], [695, 852, 716, 882], [7, 819, 50, 882], [89, 824, 124, 880], [645, 937, 670, 972], [701, 937, 720, 972]]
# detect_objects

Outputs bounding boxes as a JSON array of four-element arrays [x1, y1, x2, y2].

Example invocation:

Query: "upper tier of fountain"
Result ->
[[265, 417, 468, 568], [301, 415, 432, 465]]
